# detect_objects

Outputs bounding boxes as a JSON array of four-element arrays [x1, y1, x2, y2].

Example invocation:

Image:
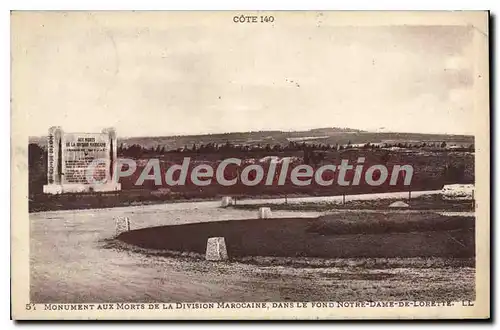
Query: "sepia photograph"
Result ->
[[11, 10, 490, 320]]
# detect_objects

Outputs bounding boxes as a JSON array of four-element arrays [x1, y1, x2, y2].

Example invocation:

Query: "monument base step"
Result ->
[[43, 183, 121, 194]]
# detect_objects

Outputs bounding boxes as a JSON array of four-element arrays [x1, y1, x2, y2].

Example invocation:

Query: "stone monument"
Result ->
[[205, 237, 228, 261], [258, 207, 272, 219], [43, 126, 121, 194], [221, 196, 233, 207], [115, 216, 131, 236]]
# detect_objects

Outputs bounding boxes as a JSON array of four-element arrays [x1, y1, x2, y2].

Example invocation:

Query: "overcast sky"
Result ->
[[13, 12, 480, 137]]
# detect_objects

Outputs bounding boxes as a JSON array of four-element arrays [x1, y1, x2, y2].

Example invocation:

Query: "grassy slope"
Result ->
[[117, 212, 474, 259]]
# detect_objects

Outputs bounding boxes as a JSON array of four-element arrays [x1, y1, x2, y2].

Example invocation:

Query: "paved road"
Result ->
[[235, 190, 442, 205], [33, 189, 443, 220]]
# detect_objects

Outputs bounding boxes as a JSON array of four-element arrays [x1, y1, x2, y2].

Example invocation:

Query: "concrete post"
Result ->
[[221, 196, 233, 207], [258, 207, 272, 219], [205, 237, 228, 261], [115, 216, 130, 236]]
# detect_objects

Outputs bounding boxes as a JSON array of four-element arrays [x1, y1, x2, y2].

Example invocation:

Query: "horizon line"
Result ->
[[28, 126, 475, 140]]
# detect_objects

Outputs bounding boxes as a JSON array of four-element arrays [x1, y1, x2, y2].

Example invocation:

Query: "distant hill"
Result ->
[[29, 127, 474, 150]]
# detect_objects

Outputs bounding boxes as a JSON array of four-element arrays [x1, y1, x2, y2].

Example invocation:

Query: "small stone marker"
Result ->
[[205, 237, 228, 261], [115, 216, 130, 236], [389, 201, 409, 208], [221, 196, 233, 207], [258, 207, 272, 219], [442, 184, 474, 200]]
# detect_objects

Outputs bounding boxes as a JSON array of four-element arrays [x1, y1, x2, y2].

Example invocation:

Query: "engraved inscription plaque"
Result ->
[[43, 127, 120, 194]]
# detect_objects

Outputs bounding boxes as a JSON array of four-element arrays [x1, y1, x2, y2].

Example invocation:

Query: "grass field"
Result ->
[[117, 211, 474, 259]]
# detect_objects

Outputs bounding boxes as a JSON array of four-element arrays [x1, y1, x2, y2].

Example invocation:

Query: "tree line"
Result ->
[[117, 140, 475, 158]]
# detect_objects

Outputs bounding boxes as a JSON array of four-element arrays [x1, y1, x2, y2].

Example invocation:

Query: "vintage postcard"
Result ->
[[11, 11, 490, 320]]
